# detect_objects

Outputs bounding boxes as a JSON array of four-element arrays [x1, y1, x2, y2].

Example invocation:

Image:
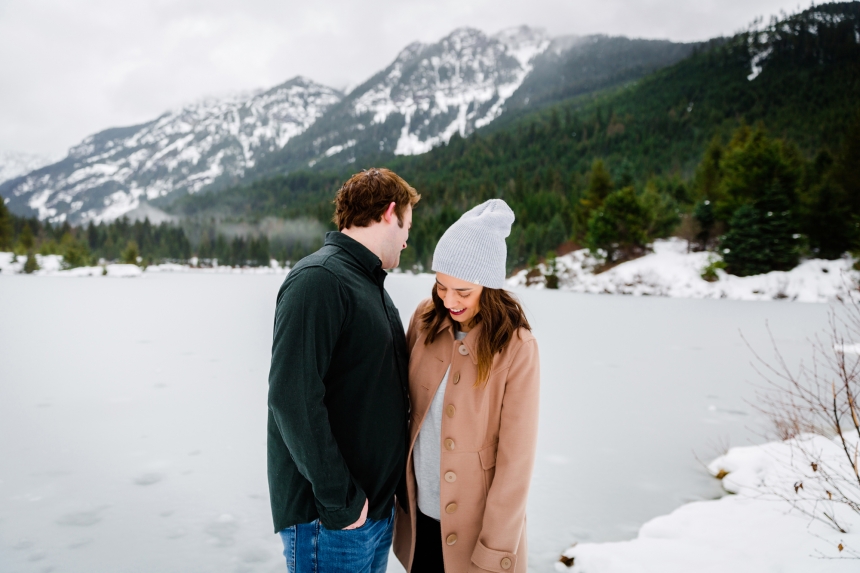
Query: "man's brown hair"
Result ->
[[332, 168, 420, 231]]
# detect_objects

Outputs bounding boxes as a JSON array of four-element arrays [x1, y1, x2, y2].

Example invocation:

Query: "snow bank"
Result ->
[[0, 252, 289, 277], [0, 252, 64, 274], [509, 238, 859, 302], [559, 435, 859, 572], [145, 260, 288, 274]]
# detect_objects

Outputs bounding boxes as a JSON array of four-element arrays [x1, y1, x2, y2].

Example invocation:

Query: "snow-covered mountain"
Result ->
[[262, 26, 550, 172], [2, 24, 698, 224], [0, 151, 54, 186], [1, 77, 342, 223]]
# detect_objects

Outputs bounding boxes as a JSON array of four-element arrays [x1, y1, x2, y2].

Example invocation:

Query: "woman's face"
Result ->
[[435, 272, 484, 330]]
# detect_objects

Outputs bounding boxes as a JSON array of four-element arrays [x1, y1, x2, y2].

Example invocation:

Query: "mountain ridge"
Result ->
[[1, 76, 343, 223], [2, 24, 699, 224]]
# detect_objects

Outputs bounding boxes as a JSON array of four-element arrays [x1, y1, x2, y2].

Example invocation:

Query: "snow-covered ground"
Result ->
[[562, 435, 859, 572], [6, 242, 858, 304], [0, 272, 842, 572], [508, 238, 859, 303]]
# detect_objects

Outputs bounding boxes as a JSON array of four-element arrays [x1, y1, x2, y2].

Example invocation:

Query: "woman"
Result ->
[[393, 199, 540, 573]]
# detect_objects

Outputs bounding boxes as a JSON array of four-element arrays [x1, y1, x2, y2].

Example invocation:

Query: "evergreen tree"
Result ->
[[0, 199, 13, 249], [231, 236, 248, 266], [587, 186, 650, 262], [693, 200, 716, 249], [573, 159, 614, 239], [694, 136, 724, 201], [544, 214, 568, 252], [86, 221, 99, 251], [800, 149, 856, 258], [60, 232, 92, 269], [23, 251, 39, 274], [19, 223, 34, 251], [641, 181, 680, 239], [249, 235, 271, 267], [214, 235, 230, 266], [197, 232, 213, 260], [715, 126, 802, 224], [121, 240, 140, 265], [721, 182, 799, 276], [832, 108, 860, 212]]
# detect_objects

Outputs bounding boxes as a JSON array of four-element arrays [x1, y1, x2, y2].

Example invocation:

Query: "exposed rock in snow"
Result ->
[[0, 77, 343, 224], [508, 238, 859, 302]]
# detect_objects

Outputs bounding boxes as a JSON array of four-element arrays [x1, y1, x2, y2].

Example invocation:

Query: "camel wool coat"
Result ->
[[393, 300, 540, 573]]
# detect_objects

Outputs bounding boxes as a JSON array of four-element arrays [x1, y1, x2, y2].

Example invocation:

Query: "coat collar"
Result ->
[[434, 315, 480, 365], [325, 231, 385, 283]]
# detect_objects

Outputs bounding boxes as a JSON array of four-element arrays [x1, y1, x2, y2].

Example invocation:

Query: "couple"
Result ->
[[267, 168, 540, 573]]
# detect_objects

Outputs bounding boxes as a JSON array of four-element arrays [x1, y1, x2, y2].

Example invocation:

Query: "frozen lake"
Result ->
[[0, 272, 831, 572]]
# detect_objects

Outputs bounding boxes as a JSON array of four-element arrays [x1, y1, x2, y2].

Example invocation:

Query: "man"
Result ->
[[267, 168, 420, 573]]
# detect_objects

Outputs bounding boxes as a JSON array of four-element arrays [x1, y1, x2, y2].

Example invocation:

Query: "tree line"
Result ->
[[0, 209, 285, 270]]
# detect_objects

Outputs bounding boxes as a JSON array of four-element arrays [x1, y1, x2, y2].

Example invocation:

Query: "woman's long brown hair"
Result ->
[[421, 285, 531, 386]]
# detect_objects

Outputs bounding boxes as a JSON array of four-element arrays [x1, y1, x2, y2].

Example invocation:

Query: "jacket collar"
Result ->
[[435, 316, 481, 365], [325, 231, 385, 281]]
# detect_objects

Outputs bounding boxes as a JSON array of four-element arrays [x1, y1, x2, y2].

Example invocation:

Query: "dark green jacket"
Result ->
[[267, 232, 409, 532]]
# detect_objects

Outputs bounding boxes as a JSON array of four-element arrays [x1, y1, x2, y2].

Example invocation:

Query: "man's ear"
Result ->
[[383, 202, 397, 224]]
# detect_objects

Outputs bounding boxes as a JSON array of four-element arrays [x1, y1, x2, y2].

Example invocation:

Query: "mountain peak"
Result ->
[[1, 77, 342, 223], [338, 24, 551, 156]]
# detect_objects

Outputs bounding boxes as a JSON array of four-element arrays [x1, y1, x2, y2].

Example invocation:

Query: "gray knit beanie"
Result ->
[[432, 199, 515, 288]]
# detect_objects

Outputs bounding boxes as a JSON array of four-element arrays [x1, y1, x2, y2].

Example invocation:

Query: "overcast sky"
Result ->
[[1, 0, 812, 157]]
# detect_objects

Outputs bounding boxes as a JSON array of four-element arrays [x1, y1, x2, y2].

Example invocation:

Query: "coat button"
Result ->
[[446, 534, 457, 545], [501, 557, 512, 570], [445, 502, 457, 514], [445, 438, 455, 450], [444, 471, 456, 482], [452, 372, 460, 385], [458, 345, 469, 356], [446, 404, 455, 417]]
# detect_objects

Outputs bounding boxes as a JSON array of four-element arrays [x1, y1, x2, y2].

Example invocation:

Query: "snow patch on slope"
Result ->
[[508, 238, 858, 302]]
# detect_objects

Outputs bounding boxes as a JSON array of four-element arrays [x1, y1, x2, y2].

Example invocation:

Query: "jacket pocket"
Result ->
[[479, 442, 497, 493]]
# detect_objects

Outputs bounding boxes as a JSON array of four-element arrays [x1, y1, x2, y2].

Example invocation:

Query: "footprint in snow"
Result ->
[[134, 472, 165, 486], [56, 509, 104, 527]]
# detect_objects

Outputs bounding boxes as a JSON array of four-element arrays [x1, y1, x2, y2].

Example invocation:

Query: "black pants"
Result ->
[[411, 510, 445, 573]]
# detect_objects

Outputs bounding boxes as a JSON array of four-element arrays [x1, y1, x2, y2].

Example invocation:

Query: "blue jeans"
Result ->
[[278, 505, 395, 573]]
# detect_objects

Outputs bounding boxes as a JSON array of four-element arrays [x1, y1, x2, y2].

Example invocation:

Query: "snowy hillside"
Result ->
[[0, 77, 342, 223], [273, 26, 550, 170], [0, 150, 54, 185], [508, 238, 860, 302]]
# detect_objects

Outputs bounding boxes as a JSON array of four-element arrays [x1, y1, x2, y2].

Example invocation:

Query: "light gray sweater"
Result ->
[[414, 330, 467, 520]]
